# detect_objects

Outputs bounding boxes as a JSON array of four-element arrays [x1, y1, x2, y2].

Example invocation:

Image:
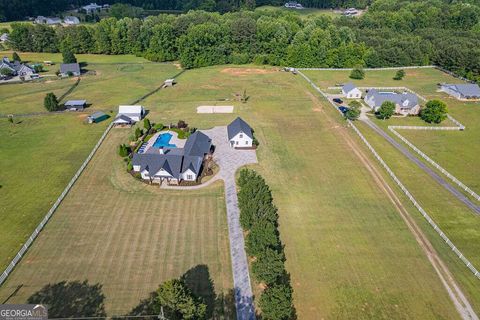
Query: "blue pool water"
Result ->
[[153, 133, 177, 148]]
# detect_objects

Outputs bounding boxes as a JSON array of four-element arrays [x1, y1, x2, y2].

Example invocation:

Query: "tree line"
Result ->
[[238, 169, 295, 320], [5, 0, 480, 81]]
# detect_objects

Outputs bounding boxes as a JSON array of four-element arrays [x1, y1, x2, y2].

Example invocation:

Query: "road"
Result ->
[[361, 117, 480, 215]]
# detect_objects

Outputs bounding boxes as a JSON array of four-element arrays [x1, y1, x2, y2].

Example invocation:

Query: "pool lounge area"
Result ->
[[153, 133, 177, 148], [141, 130, 186, 153]]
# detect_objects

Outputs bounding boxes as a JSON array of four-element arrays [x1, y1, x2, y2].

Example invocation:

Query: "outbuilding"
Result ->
[[87, 111, 109, 123], [341, 83, 362, 99], [60, 63, 81, 77], [440, 83, 480, 100], [64, 100, 87, 111], [227, 117, 254, 148], [164, 79, 175, 87]]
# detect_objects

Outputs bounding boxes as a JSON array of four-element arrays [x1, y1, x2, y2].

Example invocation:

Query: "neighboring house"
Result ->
[[0, 57, 36, 79], [113, 105, 145, 125], [64, 100, 87, 111], [440, 83, 480, 100], [60, 63, 81, 77], [227, 117, 254, 148], [64, 16, 80, 25], [132, 131, 212, 184], [87, 111, 109, 123], [343, 8, 358, 16], [364, 89, 420, 115], [35, 16, 61, 24], [82, 3, 103, 13], [285, 1, 304, 9], [341, 83, 362, 99], [0, 33, 9, 43]]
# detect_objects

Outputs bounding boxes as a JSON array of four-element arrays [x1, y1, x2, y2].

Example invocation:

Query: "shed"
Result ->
[[164, 79, 175, 87], [65, 99, 87, 111], [87, 111, 109, 123], [60, 63, 81, 77]]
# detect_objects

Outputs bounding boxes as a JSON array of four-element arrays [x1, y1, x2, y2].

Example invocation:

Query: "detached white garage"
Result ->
[[341, 83, 362, 99], [227, 117, 254, 148]]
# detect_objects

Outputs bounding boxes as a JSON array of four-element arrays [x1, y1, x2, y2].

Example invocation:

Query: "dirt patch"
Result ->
[[77, 114, 87, 120], [201, 84, 221, 90], [312, 107, 322, 112], [221, 68, 277, 76]]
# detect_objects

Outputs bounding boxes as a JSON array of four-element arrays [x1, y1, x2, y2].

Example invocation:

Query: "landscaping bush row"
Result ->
[[237, 169, 295, 320]]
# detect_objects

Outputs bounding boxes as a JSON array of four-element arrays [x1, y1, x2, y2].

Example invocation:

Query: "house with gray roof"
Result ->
[[227, 117, 253, 148], [132, 131, 212, 185], [364, 89, 420, 115], [60, 63, 81, 77], [440, 83, 480, 100], [0, 57, 36, 80], [341, 83, 362, 99], [64, 100, 87, 111]]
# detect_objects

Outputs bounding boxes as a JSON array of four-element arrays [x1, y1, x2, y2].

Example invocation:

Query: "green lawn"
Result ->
[[140, 66, 461, 319], [0, 52, 179, 115], [0, 129, 234, 317], [256, 5, 341, 18], [0, 115, 109, 270], [304, 67, 480, 192]]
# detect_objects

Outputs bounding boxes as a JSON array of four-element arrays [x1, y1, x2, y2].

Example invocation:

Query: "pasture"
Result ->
[[0, 59, 477, 318], [140, 66, 461, 319], [255, 5, 342, 18], [304, 67, 480, 311], [0, 129, 234, 317]]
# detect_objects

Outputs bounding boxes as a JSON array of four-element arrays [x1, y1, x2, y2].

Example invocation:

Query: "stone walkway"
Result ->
[[162, 126, 257, 320]]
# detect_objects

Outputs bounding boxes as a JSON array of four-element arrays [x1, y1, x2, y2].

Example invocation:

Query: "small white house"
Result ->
[[113, 105, 145, 125], [341, 83, 362, 99], [227, 117, 253, 148]]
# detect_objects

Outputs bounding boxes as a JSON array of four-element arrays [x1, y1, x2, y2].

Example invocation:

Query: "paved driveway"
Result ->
[[162, 126, 257, 320]]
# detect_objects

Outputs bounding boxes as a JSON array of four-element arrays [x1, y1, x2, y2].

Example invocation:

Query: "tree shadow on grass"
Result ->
[[27, 280, 106, 318], [125, 265, 236, 319]]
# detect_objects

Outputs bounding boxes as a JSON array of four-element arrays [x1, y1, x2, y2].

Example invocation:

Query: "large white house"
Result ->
[[132, 131, 212, 184], [113, 105, 145, 125], [341, 83, 362, 99], [364, 89, 420, 115], [227, 117, 253, 148], [440, 83, 480, 100]]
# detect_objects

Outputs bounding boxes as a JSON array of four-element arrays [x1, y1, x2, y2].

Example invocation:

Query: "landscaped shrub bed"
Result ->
[[237, 169, 295, 320]]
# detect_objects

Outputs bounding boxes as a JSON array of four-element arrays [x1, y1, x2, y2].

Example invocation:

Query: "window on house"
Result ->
[[239, 134, 243, 138], [187, 174, 193, 180], [236, 141, 239, 145], [245, 141, 248, 145]]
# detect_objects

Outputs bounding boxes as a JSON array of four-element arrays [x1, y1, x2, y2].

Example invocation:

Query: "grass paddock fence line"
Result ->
[[297, 70, 480, 280], [58, 77, 81, 102], [0, 122, 114, 286]]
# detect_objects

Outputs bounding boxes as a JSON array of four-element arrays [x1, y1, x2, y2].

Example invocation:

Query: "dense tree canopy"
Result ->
[[420, 99, 448, 123], [4, 0, 480, 80]]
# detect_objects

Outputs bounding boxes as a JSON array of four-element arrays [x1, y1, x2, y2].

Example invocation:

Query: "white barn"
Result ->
[[227, 117, 253, 148], [113, 105, 145, 125], [341, 83, 362, 99]]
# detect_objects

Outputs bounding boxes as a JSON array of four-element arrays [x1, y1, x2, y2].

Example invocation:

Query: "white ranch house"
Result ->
[[227, 117, 253, 148], [341, 83, 362, 99]]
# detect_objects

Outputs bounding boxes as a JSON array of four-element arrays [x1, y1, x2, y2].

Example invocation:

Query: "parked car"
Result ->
[[338, 106, 349, 113], [333, 98, 343, 104]]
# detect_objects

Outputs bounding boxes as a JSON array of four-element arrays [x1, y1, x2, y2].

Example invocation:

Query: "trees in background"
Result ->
[[376, 100, 395, 119], [62, 48, 77, 63], [420, 100, 448, 124], [44, 93, 60, 111], [350, 67, 365, 79]]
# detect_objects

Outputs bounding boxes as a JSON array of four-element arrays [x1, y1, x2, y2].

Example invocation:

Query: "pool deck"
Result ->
[[144, 130, 186, 152]]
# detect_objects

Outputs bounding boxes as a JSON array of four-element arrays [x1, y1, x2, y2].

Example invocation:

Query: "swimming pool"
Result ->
[[152, 133, 177, 148]]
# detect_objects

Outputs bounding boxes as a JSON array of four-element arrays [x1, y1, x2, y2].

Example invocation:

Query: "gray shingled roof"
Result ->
[[60, 63, 80, 74], [184, 131, 212, 157], [444, 84, 480, 98], [342, 82, 357, 93], [227, 117, 253, 140], [114, 114, 134, 123], [132, 153, 184, 178], [89, 111, 107, 119], [65, 100, 86, 106], [366, 89, 419, 109]]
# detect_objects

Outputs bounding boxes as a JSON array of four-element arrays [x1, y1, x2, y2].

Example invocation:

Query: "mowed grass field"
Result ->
[[0, 51, 179, 115], [139, 66, 461, 318], [0, 129, 234, 317], [255, 5, 342, 18], [304, 68, 480, 311]]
